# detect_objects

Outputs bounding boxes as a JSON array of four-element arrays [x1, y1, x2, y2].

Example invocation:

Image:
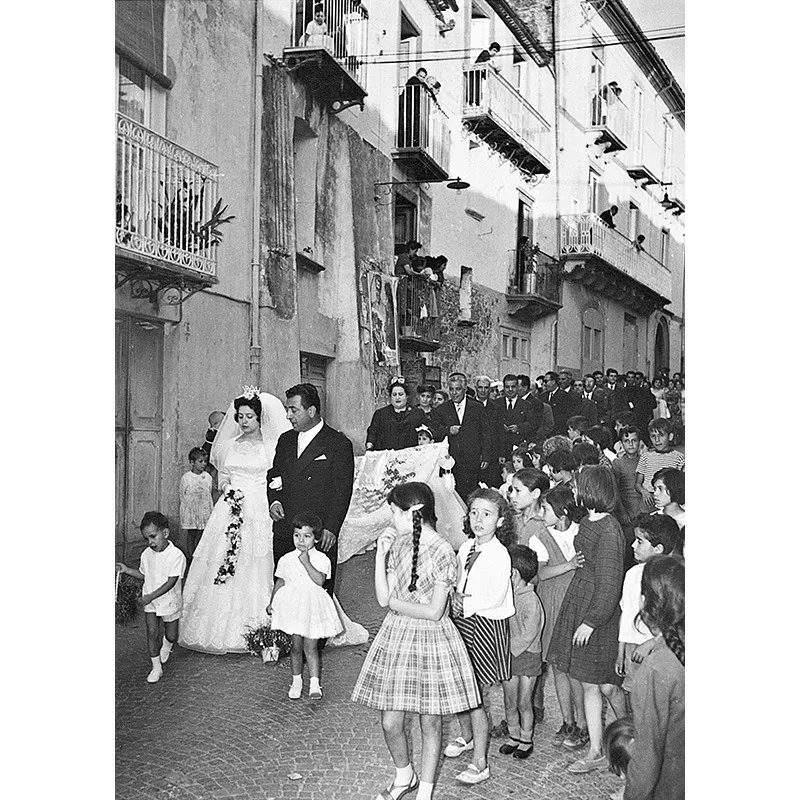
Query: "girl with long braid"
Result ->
[[352, 482, 479, 800], [621, 555, 684, 800]]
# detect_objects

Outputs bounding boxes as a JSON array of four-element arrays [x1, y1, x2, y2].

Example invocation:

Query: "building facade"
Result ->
[[115, 0, 684, 561]]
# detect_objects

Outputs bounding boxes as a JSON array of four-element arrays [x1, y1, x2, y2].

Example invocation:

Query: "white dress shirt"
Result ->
[[297, 418, 324, 457], [457, 537, 515, 620], [454, 397, 466, 423]]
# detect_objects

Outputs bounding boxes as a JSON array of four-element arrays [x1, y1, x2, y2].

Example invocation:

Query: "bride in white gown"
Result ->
[[179, 389, 290, 654]]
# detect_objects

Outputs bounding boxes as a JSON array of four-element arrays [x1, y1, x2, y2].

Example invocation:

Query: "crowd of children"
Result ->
[[119, 389, 684, 799]]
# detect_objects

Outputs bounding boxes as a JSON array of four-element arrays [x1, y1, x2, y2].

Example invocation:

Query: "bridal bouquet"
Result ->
[[214, 488, 245, 585]]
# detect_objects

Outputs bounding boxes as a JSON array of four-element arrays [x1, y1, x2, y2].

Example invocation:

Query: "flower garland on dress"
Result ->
[[214, 488, 245, 584]]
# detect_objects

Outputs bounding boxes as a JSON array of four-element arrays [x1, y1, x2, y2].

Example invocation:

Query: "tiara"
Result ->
[[240, 385, 260, 400]]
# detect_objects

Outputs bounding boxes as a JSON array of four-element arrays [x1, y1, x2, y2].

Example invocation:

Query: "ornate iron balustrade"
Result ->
[[506, 246, 561, 302], [462, 64, 551, 170], [397, 275, 441, 349], [560, 213, 671, 299], [289, 0, 369, 88], [394, 83, 451, 178], [116, 114, 219, 277]]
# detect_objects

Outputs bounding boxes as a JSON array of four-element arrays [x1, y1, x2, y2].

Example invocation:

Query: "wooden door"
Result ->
[[623, 314, 639, 373], [116, 316, 164, 563]]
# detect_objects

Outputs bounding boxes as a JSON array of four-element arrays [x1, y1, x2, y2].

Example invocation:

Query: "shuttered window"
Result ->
[[116, 0, 171, 88]]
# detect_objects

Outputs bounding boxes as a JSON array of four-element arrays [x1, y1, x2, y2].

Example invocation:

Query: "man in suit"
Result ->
[[539, 371, 579, 435], [603, 367, 626, 419], [430, 372, 490, 501], [497, 373, 541, 457], [268, 383, 354, 595], [516, 374, 535, 403], [582, 373, 609, 425], [572, 378, 599, 427], [474, 374, 505, 487]]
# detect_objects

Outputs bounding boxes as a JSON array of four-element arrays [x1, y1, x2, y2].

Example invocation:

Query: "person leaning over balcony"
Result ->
[[394, 241, 422, 278], [599, 206, 619, 229], [475, 41, 501, 69], [399, 68, 428, 147]]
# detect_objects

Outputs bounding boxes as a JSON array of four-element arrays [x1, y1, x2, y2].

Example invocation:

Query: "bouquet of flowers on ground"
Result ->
[[243, 622, 291, 663]]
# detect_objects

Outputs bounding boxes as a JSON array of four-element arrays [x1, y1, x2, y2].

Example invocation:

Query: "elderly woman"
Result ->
[[366, 380, 425, 452]]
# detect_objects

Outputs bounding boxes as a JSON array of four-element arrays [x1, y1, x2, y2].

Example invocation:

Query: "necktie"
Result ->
[[464, 540, 480, 574], [507, 399, 513, 412]]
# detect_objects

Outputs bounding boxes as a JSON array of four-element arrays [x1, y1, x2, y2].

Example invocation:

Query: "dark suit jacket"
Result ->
[[539, 388, 580, 435], [578, 397, 599, 427], [495, 395, 542, 455], [430, 398, 490, 469], [268, 424, 355, 548], [603, 384, 627, 419], [475, 398, 505, 463]]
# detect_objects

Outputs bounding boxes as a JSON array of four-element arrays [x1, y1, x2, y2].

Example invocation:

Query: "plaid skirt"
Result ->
[[351, 611, 480, 715], [452, 614, 512, 686]]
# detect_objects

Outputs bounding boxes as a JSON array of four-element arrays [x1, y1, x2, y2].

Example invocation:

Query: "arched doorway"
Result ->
[[654, 317, 669, 377]]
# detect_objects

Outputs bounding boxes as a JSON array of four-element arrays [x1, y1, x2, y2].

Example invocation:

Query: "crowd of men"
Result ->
[[416, 368, 684, 502]]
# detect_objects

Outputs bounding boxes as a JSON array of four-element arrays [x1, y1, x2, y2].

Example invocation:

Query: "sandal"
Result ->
[[376, 772, 419, 800]]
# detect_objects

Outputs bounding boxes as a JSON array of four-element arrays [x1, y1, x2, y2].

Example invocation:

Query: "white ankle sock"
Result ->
[[395, 763, 413, 785], [416, 781, 433, 800]]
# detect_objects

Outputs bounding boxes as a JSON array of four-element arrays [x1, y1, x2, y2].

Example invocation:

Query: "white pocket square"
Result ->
[[314, 454, 327, 461], [268, 477, 283, 490]]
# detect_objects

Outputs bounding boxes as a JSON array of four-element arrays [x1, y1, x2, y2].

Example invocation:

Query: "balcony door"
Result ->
[[116, 315, 164, 563], [590, 42, 605, 126], [582, 308, 604, 376], [623, 313, 639, 373], [398, 12, 421, 86]]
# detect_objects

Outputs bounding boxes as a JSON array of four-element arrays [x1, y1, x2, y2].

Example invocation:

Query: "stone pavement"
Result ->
[[116, 550, 624, 800]]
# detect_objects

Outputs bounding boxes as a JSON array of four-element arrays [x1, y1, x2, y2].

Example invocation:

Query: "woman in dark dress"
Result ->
[[548, 466, 628, 775], [366, 380, 425, 452]]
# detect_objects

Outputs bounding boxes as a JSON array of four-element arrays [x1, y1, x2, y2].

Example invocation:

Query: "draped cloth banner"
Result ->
[[338, 440, 468, 563]]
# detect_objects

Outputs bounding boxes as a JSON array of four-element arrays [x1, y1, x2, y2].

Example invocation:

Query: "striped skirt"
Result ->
[[452, 614, 512, 686]]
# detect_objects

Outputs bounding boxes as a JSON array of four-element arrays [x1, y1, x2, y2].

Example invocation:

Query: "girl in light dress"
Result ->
[[445, 488, 516, 787], [352, 482, 479, 800], [179, 447, 214, 559], [268, 513, 343, 701]]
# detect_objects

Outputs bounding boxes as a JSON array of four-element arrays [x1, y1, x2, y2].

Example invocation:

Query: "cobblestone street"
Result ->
[[117, 549, 624, 800]]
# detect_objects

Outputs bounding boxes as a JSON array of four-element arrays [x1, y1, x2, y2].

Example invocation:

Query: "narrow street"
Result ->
[[116, 549, 624, 800]]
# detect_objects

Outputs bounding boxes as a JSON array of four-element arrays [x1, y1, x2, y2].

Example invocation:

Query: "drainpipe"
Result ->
[[249, 0, 263, 381], [551, 0, 561, 374]]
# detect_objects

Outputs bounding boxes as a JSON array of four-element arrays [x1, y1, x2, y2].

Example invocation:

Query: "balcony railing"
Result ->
[[397, 274, 441, 351], [462, 65, 551, 174], [393, 83, 451, 181], [507, 246, 561, 303], [287, 0, 368, 89], [116, 113, 219, 277], [560, 213, 671, 299], [588, 90, 629, 152]]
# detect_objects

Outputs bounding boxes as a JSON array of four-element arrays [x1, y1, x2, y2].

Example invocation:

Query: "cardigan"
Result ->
[[456, 536, 514, 620]]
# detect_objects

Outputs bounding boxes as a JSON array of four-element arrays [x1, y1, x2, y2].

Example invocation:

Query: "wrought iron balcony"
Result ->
[[625, 132, 661, 186], [397, 275, 441, 352], [587, 90, 629, 153], [560, 213, 671, 313], [505, 246, 562, 320], [392, 83, 451, 182], [462, 65, 551, 176], [283, 0, 368, 113], [116, 113, 219, 283]]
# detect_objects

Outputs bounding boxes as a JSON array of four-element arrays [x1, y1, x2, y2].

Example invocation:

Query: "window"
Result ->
[[513, 47, 525, 92], [660, 229, 670, 265], [512, 336, 519, 359], [662, 118, 673, 183], [116, 54, 166, 132], [502, 335, 510, 358], [589, 171, 601, 214], [500, 327, 531, 373], [582, 307, 604, 374], [590, 41, 605, 126], [520, 338, 530, 362], [459, 266, 474, 323], [632, 84, 644, 161], [300, 353, 328, 417], [398, 12, 421, 86], [394, 195, 417, 251]]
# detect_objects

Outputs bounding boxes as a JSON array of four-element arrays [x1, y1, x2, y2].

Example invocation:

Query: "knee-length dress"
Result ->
[[517, 512, 576, 660], [547, 513, 625, 685], [351, 533, 480, 715]]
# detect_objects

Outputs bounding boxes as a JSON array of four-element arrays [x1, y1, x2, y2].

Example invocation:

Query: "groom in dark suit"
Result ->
[[430, 372, 490, 502], [268, 383, 355, 595]]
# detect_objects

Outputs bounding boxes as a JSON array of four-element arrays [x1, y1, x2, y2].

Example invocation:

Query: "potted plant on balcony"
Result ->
[[157, 179, 235, 253], [243, 622, 291, 664]]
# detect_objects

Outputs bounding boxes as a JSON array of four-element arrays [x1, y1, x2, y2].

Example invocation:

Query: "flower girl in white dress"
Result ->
[[268, 512, 343, 700]]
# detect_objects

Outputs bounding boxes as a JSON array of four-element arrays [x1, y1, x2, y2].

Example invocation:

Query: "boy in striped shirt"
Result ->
[[635, 418, 685, 509]]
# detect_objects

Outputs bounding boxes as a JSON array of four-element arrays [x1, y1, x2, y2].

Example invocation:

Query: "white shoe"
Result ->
[[288, 682, 303, 700], [309, 684, 322, 700], [146, 666, 162, 683], [455, 764, 490, 785], [159, 642, 173, 664], [444, 736, 474, 758]]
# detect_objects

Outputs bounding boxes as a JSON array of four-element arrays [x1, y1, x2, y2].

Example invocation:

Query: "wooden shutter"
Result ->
[[115, 0, 171, 87]]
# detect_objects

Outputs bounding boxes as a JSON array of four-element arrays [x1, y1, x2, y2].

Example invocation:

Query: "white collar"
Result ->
[[298, 418, 324, 440]]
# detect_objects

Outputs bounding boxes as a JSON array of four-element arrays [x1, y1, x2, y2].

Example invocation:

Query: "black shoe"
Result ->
[[513, 741, 533, 759], [499, 738, 519, 755]]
